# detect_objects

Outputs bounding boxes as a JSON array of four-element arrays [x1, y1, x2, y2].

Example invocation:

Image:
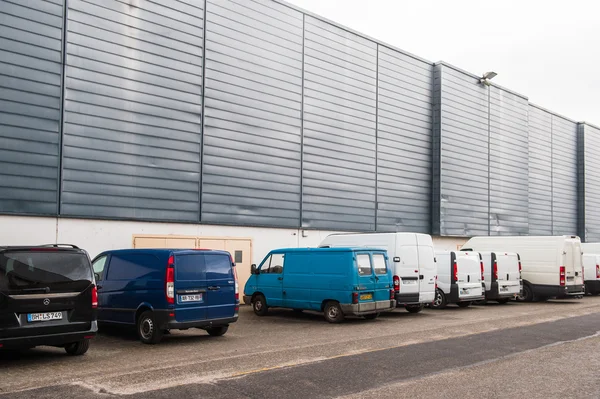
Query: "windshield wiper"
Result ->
[[18, 287, 51, 294]]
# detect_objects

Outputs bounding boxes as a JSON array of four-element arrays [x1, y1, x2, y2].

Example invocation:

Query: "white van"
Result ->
[[461, 236, 585, 301], [319, 233, 436, 313], [478, 252, 522, 303], [432, 251, 485, 309]]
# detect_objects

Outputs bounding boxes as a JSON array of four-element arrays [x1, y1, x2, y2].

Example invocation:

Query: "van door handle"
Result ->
[[208, 286, 220, 291], [419, 275, 424, 280], [277, 277, 283, 281]]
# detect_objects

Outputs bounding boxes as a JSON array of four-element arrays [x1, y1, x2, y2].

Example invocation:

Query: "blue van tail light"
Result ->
[[233, 265, 239, 303], [393, 275, 400, 292], [352, 292, 358, 304], [166, 256, 175, 304]]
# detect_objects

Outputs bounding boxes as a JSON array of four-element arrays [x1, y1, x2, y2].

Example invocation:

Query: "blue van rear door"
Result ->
[[356, 253, 377, 302], [174, 254, 207, 322], [204, 253, 236, 320], [372, 253, 393, 302]]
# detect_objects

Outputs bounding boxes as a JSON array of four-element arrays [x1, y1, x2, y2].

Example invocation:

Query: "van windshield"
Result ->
[[0, 251, 92, 294]]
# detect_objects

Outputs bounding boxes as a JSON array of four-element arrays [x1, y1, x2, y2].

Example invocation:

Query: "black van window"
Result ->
[[373, 254, 387, 275], [0, 251, 92, 293], [106, 254, 161, 281], [356, 254, 372, 276]]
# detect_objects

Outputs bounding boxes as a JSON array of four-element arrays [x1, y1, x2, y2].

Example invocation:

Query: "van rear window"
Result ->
[[373, 254, 388, 275], [356, 254, 372, 275], [0, 251, 92, 293]]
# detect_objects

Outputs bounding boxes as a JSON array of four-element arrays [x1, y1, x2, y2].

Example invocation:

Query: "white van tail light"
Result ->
[[91, 285, 98, 309], [596, 265, 599, 279], [493, 260, 498, 281], [166, 255, 175, 304], [393, 275, 400, 293], [559, 266, 566, 286], [480, 261, 485, 281], [453, 261, 458, 283]]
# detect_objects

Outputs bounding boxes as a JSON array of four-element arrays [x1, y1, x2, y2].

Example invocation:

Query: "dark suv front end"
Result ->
[[0, 245, 98, 355]]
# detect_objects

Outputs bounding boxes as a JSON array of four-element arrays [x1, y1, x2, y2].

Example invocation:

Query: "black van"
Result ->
[[0, 244, 98, 355]]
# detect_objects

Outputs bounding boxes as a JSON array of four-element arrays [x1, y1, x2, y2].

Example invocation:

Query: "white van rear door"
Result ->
[[398, 245, 419, 296], [563, 243, 582, 286], [417, 245, 436, 302], [495, 253, 521, 295], [457, 253, 482, 298]]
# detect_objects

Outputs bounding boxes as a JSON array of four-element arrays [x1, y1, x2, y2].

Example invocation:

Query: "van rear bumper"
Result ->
[[0, 321, 98, 349], [449, 284, 485, 303], [486, 282, 521, 300], [154, 311, 238, 330], [532, 284, 584, 298], [394, 293, 420, 305], [340, 300, 396, 316]]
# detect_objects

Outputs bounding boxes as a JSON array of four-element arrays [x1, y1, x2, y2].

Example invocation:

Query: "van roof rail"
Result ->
[[38, 244, 81, 249]]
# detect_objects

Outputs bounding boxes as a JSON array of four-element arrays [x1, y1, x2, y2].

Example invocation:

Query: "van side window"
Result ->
[[106, 254, 161, 281], [92, 256, 108, 281], [356, 254, 372, 275], [260, 254, 284, 274], [372, 254, 387, 275]]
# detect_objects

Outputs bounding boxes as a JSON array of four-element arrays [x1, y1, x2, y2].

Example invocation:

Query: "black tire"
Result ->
[[137, 311, 164, 344], [496, 298, 510, 304], [64, 339, 90, 356], [457, 301, 471, 308], [431, 289, 447, 309], [519, 284, 534, 302], [323, 301, 345, 323], [363, 313, 380, 320], [206, 326, 228, 337], [405, 304, 425, 313], [252, 294, 268, 316]]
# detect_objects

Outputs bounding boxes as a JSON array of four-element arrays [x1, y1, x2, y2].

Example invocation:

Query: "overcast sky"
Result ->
[[286, 0, 599, 125]]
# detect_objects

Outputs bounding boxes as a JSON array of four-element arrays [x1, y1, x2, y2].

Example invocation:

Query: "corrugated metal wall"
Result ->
[[552, 115, 578, 235], [0, 0, 596, 237], [489, 87, 529, 235], [301, 16, 377, 231], [61, 0, 204, 221], [527, 105, 553, 235], [376, 46, 432, 233], [433, 63, 490, 237], [578, 123, 600, 242], [0, 0, 64, 215], [202, 0, 303, 228]]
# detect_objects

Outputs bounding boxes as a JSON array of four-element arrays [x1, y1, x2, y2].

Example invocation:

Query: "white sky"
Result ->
[[285, 0, 600, 125]]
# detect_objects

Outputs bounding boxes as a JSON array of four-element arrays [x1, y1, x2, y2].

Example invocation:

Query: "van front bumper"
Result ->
[[340, 300, 396, 316], [0, 321, 98, 349]]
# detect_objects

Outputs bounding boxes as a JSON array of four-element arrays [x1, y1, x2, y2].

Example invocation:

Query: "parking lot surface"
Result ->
[[2, 298, 600, 398]]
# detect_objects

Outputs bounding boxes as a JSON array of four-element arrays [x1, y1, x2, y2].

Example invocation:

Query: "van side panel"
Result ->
[[308, 252, 353, 310], [435, 252, 451, 295]]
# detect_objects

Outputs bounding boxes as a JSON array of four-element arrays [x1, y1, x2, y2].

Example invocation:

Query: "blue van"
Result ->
[[243, 248, 396, 323], [91, 249, 239, 344]]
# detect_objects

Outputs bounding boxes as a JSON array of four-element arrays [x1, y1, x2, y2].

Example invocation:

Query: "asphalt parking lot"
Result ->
[[2, 298, 600, 398]]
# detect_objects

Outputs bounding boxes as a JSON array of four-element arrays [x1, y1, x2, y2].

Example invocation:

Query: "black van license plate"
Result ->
[[27, 312, 63, 322], [180, 294, 203, 303]]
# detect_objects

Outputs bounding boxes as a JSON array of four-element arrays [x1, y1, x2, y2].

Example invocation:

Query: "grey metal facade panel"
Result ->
[[61, 0, 203, 222], [489, 87, 529, 235], [433, 64, 489, 237], [302, 15, 377, 231], [580, 124, 600, 242], [202, 0, 303, 228], [527, 105, 552, 235], [551, 115, 578, 235], [376, 46, 433, 233], [0, 0, 63, 215]]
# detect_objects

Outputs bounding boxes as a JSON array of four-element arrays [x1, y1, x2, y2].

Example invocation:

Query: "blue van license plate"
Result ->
[[180, 294, 203, 303]]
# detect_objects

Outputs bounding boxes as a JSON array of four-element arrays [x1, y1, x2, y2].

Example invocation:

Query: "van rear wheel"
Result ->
[[64, 339, 90, 356], [363, 312, 380, 320], [206, 326, 228, 337], [496, 298, 510, 304], [431, 289, 447, 309], [457, 301, 471, 308], [520, 284, 534, 302], [137, 311, 164, 344], [405, 304, 425, 313], [253, 294, 268, 316], [323, 301, 344, 323]]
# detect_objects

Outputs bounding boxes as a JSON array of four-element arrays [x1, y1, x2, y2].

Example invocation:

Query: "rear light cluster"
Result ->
[[232, 256, 239, 312], [480, 260, 485, 281], [596, 264, 600, 279], [493, 260, 498, 281], [352, 292, 359, 304], [166, 255, 175, 304], [393, 275, 400, 293], [559, 266, 566, 286], [389, 288, 395, 300], [452, 261, 458, 283], [91, 285, 98, 309]]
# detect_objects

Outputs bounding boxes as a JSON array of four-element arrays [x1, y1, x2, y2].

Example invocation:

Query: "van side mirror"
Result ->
[[393, 257, 400, 263], [251, 264, 258, 275]]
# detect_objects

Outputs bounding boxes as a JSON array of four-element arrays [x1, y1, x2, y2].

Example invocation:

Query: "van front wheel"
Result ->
[[323, 301, 344, 323], [253, 294, 268, 316]]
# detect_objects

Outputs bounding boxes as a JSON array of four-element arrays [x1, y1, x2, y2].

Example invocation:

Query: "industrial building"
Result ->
[[1, 0, 599, 289]]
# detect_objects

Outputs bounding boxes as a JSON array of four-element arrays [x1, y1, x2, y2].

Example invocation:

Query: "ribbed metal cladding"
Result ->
[[527, 105, 552, 235], [489, 87, 529, 235], [60, 0, 204, 221], [302, 15, 377, 231], [376, 46, 433, 233], [578, 123, 600, 242], [0, 0, 64, 215], [433, 63, 489, 237], [552, 115, 578, 235], [202, 0, 303, 228]]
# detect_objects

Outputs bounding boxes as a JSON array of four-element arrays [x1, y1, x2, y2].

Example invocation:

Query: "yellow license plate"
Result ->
[[360, 293, 373, 300]]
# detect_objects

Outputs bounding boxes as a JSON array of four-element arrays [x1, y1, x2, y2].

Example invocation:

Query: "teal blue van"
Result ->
[[243, 248, 396, 323]]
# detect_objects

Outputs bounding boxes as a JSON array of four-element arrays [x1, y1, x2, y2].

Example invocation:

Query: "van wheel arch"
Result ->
[[320, 299, 338, 312], [518, 281, 534, 302], [135, 305, 153, 324]]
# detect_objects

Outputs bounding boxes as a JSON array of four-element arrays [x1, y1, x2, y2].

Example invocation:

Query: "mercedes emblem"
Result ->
[[43, 298, 50, 306]]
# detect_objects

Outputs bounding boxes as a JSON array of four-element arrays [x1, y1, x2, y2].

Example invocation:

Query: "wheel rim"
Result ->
[[433, 291, 442, 307], [255, 300, 263, 311], [327, 305, 339, 319], [140, 318, 154, 340]]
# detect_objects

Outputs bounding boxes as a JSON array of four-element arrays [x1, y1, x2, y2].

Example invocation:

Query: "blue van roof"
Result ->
[[268, 247, 386, 253], [98, 248, 231, 257]]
